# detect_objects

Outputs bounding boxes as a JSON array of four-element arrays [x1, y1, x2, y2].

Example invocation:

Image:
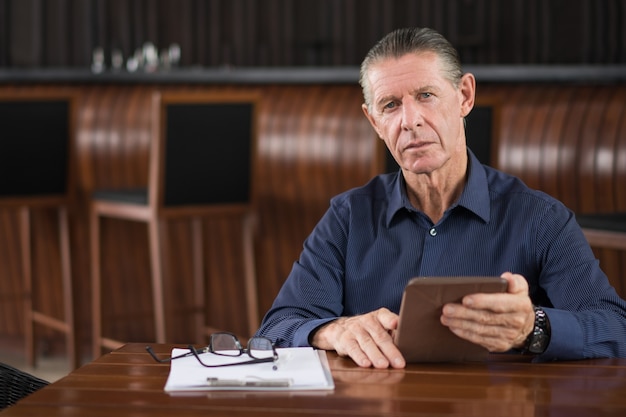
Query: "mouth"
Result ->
[[403, 141, 433, 152]]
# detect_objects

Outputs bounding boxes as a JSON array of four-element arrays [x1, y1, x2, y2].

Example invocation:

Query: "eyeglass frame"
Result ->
[[145, 332, 278, 369]]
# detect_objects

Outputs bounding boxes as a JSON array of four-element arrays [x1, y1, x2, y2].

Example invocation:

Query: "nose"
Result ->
[[400, 98, 423, 131]]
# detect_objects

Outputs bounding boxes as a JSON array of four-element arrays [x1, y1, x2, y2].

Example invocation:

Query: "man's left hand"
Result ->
[[440, 272, 535, 352]]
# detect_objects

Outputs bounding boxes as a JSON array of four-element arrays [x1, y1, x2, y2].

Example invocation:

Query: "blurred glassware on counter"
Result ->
[[160, 48, 171, 70], [91, 47, 105, 73], [126, 55, 138, 72], [169, 43, 181, 67], [111, 49, 124, 71], [91, 41, 181, 73], [127, 47, 142, 72], [143, 42, 159, 73]]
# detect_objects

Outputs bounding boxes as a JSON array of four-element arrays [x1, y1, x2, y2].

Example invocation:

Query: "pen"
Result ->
[[206, 377, 292, 387]]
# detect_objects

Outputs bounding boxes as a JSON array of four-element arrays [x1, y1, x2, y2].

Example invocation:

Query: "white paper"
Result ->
[[164, 347, 334, 392]]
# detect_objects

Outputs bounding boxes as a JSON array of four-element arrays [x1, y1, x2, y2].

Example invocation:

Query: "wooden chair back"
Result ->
[[151, 91, 258, 216], [0, 90, 76, 206]]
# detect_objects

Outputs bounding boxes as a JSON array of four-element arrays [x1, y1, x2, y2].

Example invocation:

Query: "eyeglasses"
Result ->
[[146, 332, 278, 369]]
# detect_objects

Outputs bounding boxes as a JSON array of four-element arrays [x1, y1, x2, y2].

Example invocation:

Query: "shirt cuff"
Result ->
[[539, 307, 584, 360], [292, 318, 338, 347]]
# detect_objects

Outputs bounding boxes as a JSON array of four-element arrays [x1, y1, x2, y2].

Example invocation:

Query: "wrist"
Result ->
[[309, 318, 341, 349]]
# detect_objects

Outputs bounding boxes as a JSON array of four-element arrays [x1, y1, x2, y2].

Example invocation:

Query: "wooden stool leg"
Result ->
[[243, 212, 259, 337], [57, 207, 78, 369], [148, 218, 166, 343], [90, 210, 103, 360], [20, 207, 35, 367], [191, 217, 205, 344]]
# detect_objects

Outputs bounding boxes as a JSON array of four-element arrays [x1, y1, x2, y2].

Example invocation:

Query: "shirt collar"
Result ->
[[385, 149, 491, 226]]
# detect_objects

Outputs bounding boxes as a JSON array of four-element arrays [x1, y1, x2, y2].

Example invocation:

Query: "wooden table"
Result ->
[[4, 343, 626, 416]]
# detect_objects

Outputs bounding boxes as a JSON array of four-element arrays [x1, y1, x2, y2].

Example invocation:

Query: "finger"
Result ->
[[355, 312, 396, 368], [444, 312, 521, 338], [462, 289, 528, 314], [374, 307, 400, 331], [442, 303, 531, 352], [355, 332, 391, 368], [444, 301, 527, 330], [336, 313, 389, 368], [336, 337, 373, 368], [351, 309, 405, 368], [459, 273, 528, 313], [443, 312, 521, 352], [448, 326, 514, 352], [331, 319, 374, 367], [371, 309, 405, 368]]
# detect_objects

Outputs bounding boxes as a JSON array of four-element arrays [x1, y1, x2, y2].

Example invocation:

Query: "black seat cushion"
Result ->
[[576, 213, 626, 233], [92, 188, 148, 205]]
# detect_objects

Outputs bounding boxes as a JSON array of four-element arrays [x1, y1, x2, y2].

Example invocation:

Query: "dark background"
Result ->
[[1, 0, 625, 68]]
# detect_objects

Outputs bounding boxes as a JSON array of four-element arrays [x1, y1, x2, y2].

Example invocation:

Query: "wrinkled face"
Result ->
[[362, 52, 474, 176]]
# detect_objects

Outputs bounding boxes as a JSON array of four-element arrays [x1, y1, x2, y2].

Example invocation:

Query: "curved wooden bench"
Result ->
[[480, 83, 626, 294], [479, 83, 626, 214]]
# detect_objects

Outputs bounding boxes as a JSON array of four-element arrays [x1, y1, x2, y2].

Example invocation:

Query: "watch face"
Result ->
[[529, 331, 549, 353]]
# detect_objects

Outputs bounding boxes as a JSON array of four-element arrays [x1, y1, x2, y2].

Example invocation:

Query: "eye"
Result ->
[[383, 101, 396, 110], [419, 92, 433, 99]]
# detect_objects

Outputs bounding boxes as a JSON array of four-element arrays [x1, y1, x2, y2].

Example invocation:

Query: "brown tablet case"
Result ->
[[394, 276, 508, 363]]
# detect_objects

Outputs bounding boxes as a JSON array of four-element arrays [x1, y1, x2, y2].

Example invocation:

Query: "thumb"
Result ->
[[501, 272, 529, 295]]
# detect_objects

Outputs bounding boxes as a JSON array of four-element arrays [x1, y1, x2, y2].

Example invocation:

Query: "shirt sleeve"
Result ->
[[533, 201, 626, 359], [255, 199, 349, 347]]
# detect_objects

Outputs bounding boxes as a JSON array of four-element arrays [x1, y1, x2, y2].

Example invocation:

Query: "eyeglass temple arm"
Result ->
[[146, 345, 200, 363], [146, 346, 171, 363]]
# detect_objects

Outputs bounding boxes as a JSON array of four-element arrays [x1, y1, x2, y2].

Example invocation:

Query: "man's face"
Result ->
[[362, 52, 474, 176]]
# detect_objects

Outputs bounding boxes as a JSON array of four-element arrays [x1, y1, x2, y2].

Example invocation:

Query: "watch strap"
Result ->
[[522, 306, 551, 355]]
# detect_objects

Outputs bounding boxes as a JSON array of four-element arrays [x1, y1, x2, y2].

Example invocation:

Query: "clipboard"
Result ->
[[394, 276, 508, 363], [164, 347, 334, 392]]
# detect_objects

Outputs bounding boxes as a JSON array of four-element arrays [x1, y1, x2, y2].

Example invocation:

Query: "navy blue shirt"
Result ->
[[256, 150, 626, 360]]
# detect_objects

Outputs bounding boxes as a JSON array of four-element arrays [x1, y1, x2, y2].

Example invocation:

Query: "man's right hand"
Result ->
[[309, 307, 406, 369]]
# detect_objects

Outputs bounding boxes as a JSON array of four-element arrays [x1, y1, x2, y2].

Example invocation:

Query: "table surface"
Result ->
[[3, 343, 626, 417]]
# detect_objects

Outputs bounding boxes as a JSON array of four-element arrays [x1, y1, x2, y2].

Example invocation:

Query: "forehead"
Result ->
[[366, 52, 451, 101]]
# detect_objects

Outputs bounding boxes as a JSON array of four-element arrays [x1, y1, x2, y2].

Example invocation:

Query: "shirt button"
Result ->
[[429, 227, 437, 237]]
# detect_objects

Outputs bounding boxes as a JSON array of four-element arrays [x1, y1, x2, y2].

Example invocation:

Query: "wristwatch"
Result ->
[[522, 306, 551, 354]]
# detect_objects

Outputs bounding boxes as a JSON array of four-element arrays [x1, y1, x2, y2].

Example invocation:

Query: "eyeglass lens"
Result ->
[[248, 337, 274, 360], [210, 333, 274, 360], [210, 333, 242, 356]]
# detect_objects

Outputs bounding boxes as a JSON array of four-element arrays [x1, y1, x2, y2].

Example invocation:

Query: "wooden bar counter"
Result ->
[[3, 343, 626, 416]]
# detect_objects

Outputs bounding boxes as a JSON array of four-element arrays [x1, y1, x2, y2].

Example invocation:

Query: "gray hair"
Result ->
[[359, 27, 463, 110]]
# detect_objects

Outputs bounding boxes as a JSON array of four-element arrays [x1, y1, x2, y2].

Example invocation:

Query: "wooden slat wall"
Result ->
[[0, 82, 624, 360], [478, 84, 626, 214]]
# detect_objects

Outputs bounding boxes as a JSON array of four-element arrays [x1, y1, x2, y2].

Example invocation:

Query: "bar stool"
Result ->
[[0, 91, 79, 370], [90, 91, 260, 358]]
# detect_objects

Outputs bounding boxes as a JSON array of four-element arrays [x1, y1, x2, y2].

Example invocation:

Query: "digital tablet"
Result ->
[[394, 276, 508, 363]]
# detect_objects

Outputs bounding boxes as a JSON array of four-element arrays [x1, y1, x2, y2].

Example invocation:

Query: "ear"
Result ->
[[362, 103, 383, 139], [459, 73, 476, 118]]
